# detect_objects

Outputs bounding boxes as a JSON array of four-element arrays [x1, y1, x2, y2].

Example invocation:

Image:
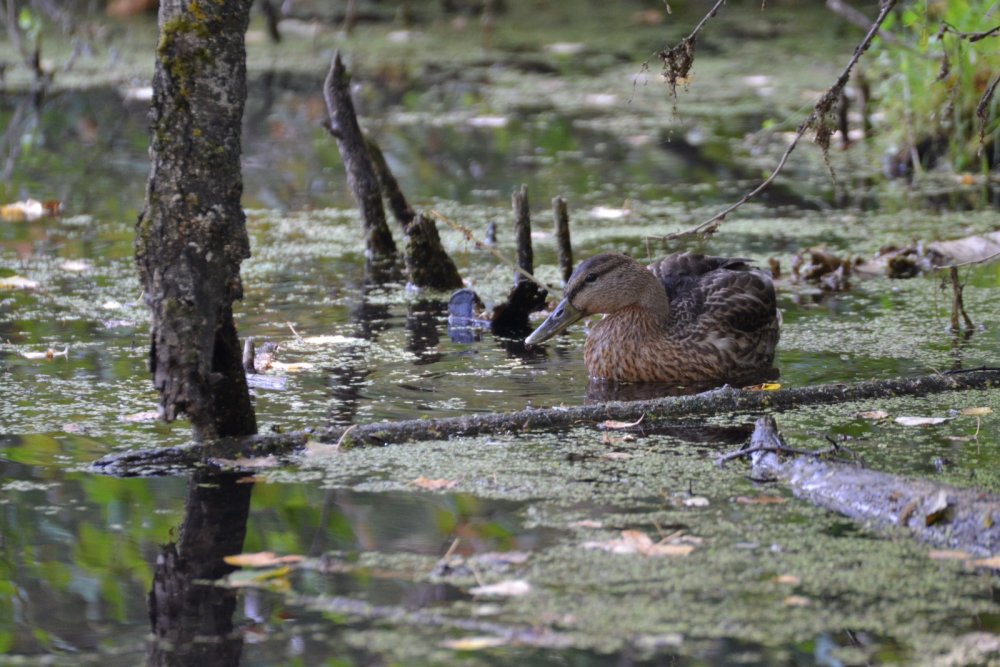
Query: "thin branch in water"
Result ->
[[948, 266, 974, 333], [430, 209, 549, 290], [658, 0, 898, 243]]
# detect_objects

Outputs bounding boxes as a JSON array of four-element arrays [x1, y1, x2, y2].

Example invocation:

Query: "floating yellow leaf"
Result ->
[[969, 556, 1000, 569], [773, 574, 801, 585], [744, 382, 782, 391], [443, 636, 507, 651], [961, 407, 992, 417], [224, 551, 304, 568], [413, 476, 458, 491]]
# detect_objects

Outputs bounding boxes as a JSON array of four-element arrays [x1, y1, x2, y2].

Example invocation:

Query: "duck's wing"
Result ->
[[649, 253, 777, 334]]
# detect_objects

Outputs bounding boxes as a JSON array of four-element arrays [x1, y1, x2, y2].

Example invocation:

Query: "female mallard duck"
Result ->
[[525, 252, 780, 384]]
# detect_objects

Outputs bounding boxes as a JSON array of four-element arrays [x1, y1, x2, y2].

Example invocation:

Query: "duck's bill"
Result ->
[[524, 298, 584, 345]]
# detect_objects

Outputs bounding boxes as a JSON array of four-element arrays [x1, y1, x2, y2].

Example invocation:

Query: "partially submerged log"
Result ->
[[92, 369, 1000, 476], [745, 415, 1000, 556]]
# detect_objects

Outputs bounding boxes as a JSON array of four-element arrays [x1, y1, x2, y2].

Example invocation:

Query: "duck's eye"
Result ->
[[584, 272, 598, 283]]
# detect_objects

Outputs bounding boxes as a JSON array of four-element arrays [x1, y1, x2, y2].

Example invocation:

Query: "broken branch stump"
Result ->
[[323, 52, 397, 259]]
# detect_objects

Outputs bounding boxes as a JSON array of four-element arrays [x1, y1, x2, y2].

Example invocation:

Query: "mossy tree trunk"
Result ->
[[135, 0, 257, 440]]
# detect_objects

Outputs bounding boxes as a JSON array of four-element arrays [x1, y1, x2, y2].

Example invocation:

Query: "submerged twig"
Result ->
[[430, 209, 547, 289], [658, 0, 898, 243], [948, 266, 974, 333]]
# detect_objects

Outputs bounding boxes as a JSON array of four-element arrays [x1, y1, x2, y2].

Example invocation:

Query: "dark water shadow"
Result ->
[[147, 471, 253, 666]]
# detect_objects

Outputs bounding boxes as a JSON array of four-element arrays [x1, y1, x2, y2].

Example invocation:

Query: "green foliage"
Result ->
[[871, 0, 999, 172]]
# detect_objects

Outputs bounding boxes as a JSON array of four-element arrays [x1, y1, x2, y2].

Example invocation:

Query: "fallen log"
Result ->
[[744, 415, 1000, 556], [92, 368, 1000, 476]]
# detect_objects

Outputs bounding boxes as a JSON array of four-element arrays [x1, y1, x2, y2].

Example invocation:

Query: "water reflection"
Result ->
[[148, 471, 253, 666]]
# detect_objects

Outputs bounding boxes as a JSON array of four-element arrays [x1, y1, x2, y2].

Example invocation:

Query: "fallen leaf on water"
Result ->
[[212, 456, 280, 469], [119, 410, 159, 422], [0, 275, 39, 289], [773, 574, 801, 585], [582, 529, 695, 557], [601, 432, 635, 444], [969, 556, 1000, 569], [600, 415, 644, 430], [784, 595, 811, 607], [895, 416, 952, 426], [469, 579, 531, 597], [735, 495, 788, 505], [59, 260, 91, 273], [0, 198, 61, 220], [224, 552, 304, 568], [856, 410, 890, 420], [270, 361, 316, 373], [925, 490, 952, 526], [413, 476, 459, 491], [683, 496, 710, 507], [569, 519, 603, 529], [928, 549, 970, 561], [590, 206, 631, 220], [961, 407, 992, 417], [442, 636, 508, 651], [20, 346, 69, 360], [303, 440, 339, 457]]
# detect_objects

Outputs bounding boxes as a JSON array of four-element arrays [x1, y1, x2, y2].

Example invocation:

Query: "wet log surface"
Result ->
[[745, 415, 1000, 556], [92, 368, 1000, 476]]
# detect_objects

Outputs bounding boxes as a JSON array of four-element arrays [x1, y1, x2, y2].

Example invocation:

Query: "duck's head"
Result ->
[[524, 252, 665, 345]]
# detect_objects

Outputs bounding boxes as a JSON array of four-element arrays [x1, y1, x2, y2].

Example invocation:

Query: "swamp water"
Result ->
[[2, 3, 1000, 665]]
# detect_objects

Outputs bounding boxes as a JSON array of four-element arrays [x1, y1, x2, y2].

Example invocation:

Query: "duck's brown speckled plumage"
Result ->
[[525, 252, 780, 384]]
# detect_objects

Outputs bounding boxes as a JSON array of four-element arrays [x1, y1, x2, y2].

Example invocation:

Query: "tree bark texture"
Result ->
[[512, 184, 533, 283], [323, 53, 397, 259], [404, 212, 465, 290], [92, 369, 1000, 475], [135, 0, 257, 438]]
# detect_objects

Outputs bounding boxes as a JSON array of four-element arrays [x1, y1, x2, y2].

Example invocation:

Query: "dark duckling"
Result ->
[[524, 252, 780, 384]]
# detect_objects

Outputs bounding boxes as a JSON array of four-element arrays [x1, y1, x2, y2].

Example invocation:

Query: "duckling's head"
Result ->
[[524, 252, 666, 345]]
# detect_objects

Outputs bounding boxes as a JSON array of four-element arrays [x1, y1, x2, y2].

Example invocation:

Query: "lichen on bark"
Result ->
[[136, 0, 256, 439]]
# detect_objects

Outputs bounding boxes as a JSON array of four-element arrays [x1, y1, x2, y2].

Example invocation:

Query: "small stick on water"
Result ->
[[286, 322, 305, 343], [552, 196, 573, 283], [512, 184, 533, 285], [430, 209, 547, 289], [949, 266, 974, 332]]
